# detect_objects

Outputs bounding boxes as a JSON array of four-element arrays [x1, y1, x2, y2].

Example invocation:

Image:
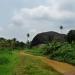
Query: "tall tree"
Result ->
[[60, 25, 63, 34], [67, 30, 75, 43], [26, 33, 30, 48], [27, 33, 30, 42]]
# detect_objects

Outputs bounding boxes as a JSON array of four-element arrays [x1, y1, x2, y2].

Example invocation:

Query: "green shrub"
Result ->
[[43, 42, 62, 55], [43, 42, 75, 65]]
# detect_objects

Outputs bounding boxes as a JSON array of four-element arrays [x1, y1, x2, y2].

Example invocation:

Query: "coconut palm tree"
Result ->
[[27, 33, 30, 38], [27, 33, 30, 41], [26, 33, 30, 48], [60, 25, 63, 34]]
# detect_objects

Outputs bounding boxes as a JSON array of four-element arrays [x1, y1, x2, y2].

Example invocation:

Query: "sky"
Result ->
[[0, 0, 75, 42]]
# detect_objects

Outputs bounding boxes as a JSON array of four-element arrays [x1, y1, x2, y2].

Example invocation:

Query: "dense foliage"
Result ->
[[67, 30, 75, 43], [43, 42, 75, 65], [0, 38, 26, 50]]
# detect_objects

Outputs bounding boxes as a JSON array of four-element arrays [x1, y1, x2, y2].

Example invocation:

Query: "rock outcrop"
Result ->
[[31, 31, 66, 46]]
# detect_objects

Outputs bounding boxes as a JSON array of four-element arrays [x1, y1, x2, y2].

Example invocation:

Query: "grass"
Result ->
[[0, 50, 19, 75], [25, 47, 44, 56]]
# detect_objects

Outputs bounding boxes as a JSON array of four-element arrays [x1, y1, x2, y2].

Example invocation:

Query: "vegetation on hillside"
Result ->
[[43, 42, 75, 65]]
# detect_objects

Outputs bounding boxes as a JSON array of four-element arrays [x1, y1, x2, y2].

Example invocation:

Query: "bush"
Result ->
[[43, 42, 63, 55], [43, 42, 75, 65]]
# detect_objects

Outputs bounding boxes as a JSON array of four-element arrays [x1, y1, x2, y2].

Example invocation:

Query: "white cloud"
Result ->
[[12, 5, 75, 22], [8, 0, 75, 42], [47, 0, 75, 12]]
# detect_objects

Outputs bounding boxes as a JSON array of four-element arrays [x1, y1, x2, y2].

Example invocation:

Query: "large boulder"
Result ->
[[31, 31, 66, 46]]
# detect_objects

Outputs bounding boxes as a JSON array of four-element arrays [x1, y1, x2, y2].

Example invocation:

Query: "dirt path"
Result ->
[[42, 58, 75, 74], [14, 51, 26, 75], [15, 51, 75, 75]]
